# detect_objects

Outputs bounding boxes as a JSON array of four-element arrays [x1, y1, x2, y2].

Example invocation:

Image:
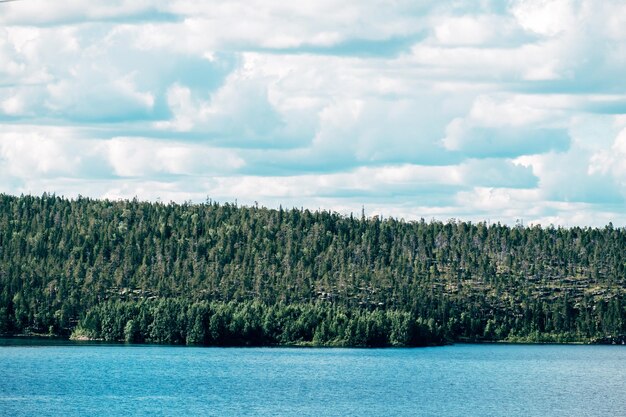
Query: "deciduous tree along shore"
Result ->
[[0, 194, 624, 346]]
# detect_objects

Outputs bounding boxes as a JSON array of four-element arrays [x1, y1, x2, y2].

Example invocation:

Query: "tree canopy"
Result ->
[[0, 193, 624, 345]]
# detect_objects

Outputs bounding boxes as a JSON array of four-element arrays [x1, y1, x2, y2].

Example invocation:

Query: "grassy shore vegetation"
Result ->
[[1, 193, 625, 346]]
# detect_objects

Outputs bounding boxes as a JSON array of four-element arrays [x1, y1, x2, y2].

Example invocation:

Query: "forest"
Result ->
[[0, 193, 624, 346]]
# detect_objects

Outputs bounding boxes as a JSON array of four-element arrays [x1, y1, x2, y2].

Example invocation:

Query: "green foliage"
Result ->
[[0, 193, 625, 344], [124, 320, 139, 343], [76, 299, 441, 347]]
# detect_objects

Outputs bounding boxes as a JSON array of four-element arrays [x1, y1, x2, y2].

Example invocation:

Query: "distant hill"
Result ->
[[1, 193, 624, 346]]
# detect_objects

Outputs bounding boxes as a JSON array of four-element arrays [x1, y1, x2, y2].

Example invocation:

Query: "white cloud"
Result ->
[[431, 14, 528, 46], [589, 128, 626, 186], [0, 25, 157, 121], [0, 127, 86, 178], [0, 0, 167, 26], [456, 186, 541, 214], [46, 73, 155, 121], [510, 0, 577, 37], [0, 127, 244, 181], [106, 137, 245, 177], [0, 0, 625, 226], [157, 73, 302, 147], [442, 94, 572, 158], [1, 93, 25, 115], [465, 94, 565, 127]]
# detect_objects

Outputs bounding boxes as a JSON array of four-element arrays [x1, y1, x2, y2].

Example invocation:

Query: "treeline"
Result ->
[[0, 193, 625, 344], [74, 299, 443, 347], [75, 296, 625, 346]]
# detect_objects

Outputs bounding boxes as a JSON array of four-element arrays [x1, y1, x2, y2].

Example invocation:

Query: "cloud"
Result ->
[[156, 74, 312, 148], [0, 126, 116, 192], [46, 74, 155, 122], [0, 0, 174, 26], [589, 127, 626, 191], [444, 124, 570, 158], [510, 0, 577, 37], [0, 0, 625, 226], [91, 0, 434, 57], [453, 186, 622, 226], [517, 148, 624, 205], [105, 137, 245, 177], [430, 14, 533, 46], [0, 130, 81, 179], [0, 25, 156, 121], [265, 36, 421, 58], [441, 93, 572, 158], [0, 127, 244, 181], [460, 159, 538, 188]]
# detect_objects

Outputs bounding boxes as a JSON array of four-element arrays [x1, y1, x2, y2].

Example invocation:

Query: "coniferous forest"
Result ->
[[0, 193, 625, 346]]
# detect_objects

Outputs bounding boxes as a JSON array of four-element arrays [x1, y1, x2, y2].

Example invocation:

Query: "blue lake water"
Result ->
[[1, 340, 625, 416]]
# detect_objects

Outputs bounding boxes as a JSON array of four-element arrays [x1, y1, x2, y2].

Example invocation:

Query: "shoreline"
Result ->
[[2, 333, 623, 347]]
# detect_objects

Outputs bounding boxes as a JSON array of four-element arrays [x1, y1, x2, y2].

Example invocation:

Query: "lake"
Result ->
[[1, 340, 625, 416]]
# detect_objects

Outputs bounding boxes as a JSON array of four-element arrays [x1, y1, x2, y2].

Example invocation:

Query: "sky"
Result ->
[[1, 0, 625, 226]]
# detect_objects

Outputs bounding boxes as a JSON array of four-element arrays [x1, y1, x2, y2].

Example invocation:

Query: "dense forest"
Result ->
[[0, 193, 625, 346]]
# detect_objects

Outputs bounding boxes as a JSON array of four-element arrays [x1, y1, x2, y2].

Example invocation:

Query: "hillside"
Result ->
[[0, 193, 624, 346]]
